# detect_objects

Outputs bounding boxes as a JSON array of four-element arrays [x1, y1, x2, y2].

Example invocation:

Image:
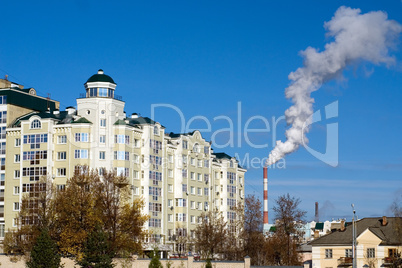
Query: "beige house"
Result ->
[[310, 216, 402, 268], [0, 70, 246, 254]]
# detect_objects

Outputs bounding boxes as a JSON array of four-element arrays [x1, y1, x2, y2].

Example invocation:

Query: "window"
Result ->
[[98, 87, 108, 97], [191, 215, 195, 224], [13, 202, 20, 211], [100, 119, 106, 127], [204, 174, 209, 184], [75, 133, 89, 142], [57, 184, 66, 191], [0, 95, 7, 105], [168, 154, 173, 163], [345, 249, 352, 257], [153, 126, 159, 135], [182, 169, 188, 179], [197, 173, 202, 181], [100, 135, 106, 143], [116, 167, 129, 177], [0, 142, 5, 154], [389, 248, 398, 258], [134, 139, 140, 147], [14, 170, 20, 179], [191, 201, 195, 209], [197, 187, 202, 196], [57, 152, 66, 160], [191, 186, 195, 195], [204, 146, 209, 154], [114, 151, 129, 161], [193, 143, 200, 153], [99, 151, 105, 160], [198, 160, 202, 167], [182, 155, 187, 164], [15, 138, 21, 147], [0, 127, 5, 139], [115, 135, 130, 144], [176, 213, 187, 222], [325, 249, 333, 259], [133, 154, 139, 163], [168, 214, 173, 222], [74, 149, 88, 159], [182, 184, 187, 193], [168, 184, 173, 192], [204, 187, 209, 196], [197, 202, 202, 210], [0, 111, 6, 124], [13, 186, 20, 195], [190, 157, 195, 165], [204, 160, 209, 167], [30, 119, 41, 129], [176, 198, 187, 207], [133, 186, 139, 195], [168, 199, 173, 207], [14, 154, 20, 163], [57, 168, 66, 177], [182, 140, 188, 149], [168, 169, 173, 177], [58, 135, 67, 144], [22, 167, 47, 181], [367, 248, 375, 258], [133, 170, 139, 179]]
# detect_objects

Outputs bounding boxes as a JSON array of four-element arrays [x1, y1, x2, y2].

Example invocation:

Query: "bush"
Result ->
[[148, 249, 162, 268]]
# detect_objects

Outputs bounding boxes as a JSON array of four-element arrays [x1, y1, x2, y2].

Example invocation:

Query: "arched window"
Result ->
[[193, 143, 200, 153], [154, 126, 159, 135], [31, 119, 41, 129]]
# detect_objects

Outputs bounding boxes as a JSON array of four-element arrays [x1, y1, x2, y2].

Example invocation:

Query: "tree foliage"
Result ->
[[26, 228, 61, 268], [148, 248, 163, 268], [8, 166, 149, 262], [267, 193, 306, 266], [194, 211, 227, 259], [77, 225, 114, 268]]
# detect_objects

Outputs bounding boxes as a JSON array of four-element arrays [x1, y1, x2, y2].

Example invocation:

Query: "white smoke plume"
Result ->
[[267, 6, 402, 166]]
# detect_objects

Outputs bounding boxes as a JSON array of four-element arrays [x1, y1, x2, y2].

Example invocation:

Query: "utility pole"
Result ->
[[352, 204, 357, 268]]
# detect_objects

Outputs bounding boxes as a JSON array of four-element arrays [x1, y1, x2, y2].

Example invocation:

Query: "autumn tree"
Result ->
[[267, 193, 306, 266], [193, 211, 227, 260], [242, 195, 266, 265]]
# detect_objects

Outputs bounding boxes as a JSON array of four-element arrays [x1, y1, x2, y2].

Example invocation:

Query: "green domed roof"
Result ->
[[86, 69, 116, 84]]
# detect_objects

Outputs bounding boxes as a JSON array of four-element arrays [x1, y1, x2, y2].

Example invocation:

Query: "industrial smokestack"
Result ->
[[315, 202, 319, 222], [263, 166, 268, 225]]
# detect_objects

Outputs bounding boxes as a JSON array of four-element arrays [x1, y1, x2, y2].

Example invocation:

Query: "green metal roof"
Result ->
[[0, 88, 58, 112], [86, 69, 115, 84], [213, 152, 233, 160], [71, 117, 92, 124]]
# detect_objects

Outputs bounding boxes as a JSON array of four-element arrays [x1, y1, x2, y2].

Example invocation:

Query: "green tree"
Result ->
[[148, 248, 162, 268], [26, 228, 61, 268], [77, 225, 114, 268]]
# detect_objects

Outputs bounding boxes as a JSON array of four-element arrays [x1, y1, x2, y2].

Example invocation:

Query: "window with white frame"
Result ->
[[197, 202, 202, 210], [115, 167, 129, 177], [133, 154, 139, 163], [176, 213, 186, 222], [204, 160, 209, 167], [133, 186, 139, 195], [191, 215, 195, 224], [168, 214, 173, 222], [134, 139, 140, 147], [99, 151, 105, 160], [115, 135, 129, 144], [197, 173, 202, 181], [75, 133, 89, 142], [100, 119, 106, 127], [168, 199, 173, 207], [204, 146, 209, 154], [15, 138, 21, 147], [168, 154, 173, 163], [345, 249, 352, 257], [30, 119, 41, 129], [191, 186, 195, 195], [182, 140, 188, 149], [74, 149, 88, 159], [367, 248, 375, 258], [13, 186, 20, 195], [133, 170, 139, 179], [168, 169, 173, 178], [57, 151, 66, 160], [193, 143, 200, 153], [57, 168, 66, 177], [191, 157, 195, 165], [100, 135, 106, 143], [14, 154, 20, 163], [191, 201, 195, 209], [58, 135, 67, 144], [14, 170, 20, 179], [197, 187, 202, 196], [325, 249, 333, 259], [190, 172, 195, 180], [114, 151, 129, 161], [153, 126, 159, 135], [168, 184, 173, 192], [198, 160, 202, 167], [13, 202, 20, 211]]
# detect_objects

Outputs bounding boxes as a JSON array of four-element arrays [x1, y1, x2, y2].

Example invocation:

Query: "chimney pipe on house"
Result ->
[[382, 216, 387, 226], [340, 220, 346, 231], [315, 202, 319, 222]]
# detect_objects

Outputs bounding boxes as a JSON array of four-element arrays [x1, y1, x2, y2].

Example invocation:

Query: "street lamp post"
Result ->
[[352, 204, 357, 268]]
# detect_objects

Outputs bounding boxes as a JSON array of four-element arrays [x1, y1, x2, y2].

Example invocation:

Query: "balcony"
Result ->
[[337, 257, 353, 267], [382, 257, 399, 267], [79, 93, 123, 101]]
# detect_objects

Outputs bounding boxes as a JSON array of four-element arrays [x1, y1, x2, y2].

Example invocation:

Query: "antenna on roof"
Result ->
[[4, 75, 8, 81], [47, 93, 51, 111]]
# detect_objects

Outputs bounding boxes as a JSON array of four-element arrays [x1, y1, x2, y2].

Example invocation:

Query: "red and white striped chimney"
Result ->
[[263, 166, 268, 225]]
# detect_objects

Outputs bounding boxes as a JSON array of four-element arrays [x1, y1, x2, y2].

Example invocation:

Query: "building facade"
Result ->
[[1, 70, 246, 252], [310, 217, 402, 268]]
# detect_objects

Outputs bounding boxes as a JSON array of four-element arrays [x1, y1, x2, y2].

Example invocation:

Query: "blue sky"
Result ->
[[1, 0, 401, 222]]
